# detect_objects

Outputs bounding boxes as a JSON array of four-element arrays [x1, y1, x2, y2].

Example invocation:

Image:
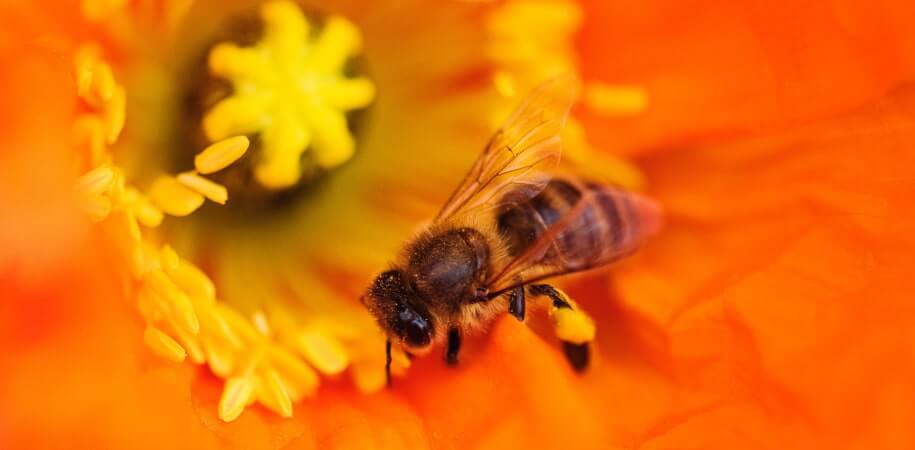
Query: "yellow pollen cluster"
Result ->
[[485, 0, 647, 189], [74, 46, 303, 421], [75, 45, 245, 227], [204, 0, 376, 189]]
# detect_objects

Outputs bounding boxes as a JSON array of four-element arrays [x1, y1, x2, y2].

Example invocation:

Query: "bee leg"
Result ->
[[527, 284, 596, 372], [445, 327, 462, 366], [385, 338, 393, 387], [508, 285, 526, 321]]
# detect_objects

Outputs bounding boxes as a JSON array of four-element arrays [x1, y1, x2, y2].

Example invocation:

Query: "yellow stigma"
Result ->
[[204, 0, 375, 189]]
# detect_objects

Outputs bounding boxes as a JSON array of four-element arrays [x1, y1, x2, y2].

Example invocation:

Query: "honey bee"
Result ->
[[361, 76, 661, 383]]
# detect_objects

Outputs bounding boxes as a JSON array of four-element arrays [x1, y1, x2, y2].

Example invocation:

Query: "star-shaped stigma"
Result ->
[[204, 0, 375, 189]]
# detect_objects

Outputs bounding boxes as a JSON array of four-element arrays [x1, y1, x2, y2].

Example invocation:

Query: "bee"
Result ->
[[361, 76, 661, 383]]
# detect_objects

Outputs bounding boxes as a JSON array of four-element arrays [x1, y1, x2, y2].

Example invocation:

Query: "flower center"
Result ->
[[183, 1, 375, 210]]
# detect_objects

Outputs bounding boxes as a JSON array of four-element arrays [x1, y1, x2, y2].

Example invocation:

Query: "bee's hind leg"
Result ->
[[527, 284, 595, 372]]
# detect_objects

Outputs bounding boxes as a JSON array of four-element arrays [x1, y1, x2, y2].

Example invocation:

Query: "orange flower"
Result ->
[[3, 1, 915, 449]]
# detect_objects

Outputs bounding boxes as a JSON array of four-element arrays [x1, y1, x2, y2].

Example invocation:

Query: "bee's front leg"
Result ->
[[507, 285, 526, 321], [527, 284, 595, 372], [385, 339, 393, 386], [445, 326, 462, 365]]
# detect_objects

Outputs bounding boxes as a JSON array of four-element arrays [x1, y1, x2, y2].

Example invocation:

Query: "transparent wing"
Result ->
[[434, 75, 579, 223], [487, 184, 662, 296]]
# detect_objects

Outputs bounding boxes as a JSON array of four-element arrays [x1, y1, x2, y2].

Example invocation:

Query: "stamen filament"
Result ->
[[177, 172, 229, 205], [144, 326, 188, 363]]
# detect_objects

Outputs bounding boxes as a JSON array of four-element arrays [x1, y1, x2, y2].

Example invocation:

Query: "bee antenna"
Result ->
[[385, 338, 393, 387]]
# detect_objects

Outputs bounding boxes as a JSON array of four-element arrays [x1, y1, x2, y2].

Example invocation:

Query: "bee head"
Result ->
[[362, 269, 435, 353]]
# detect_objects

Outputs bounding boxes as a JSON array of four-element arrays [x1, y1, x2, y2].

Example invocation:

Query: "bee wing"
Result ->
[[433, 75, 579, 223], [486, 185, 662, 296]]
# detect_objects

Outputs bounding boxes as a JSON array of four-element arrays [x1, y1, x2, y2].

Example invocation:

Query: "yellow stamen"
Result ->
[[205, 0, 375, 188], [104, 85, 126, 143], [146, 270, 200, 335], [74, 45, 116, 105], [74, 46, 98, 98], [130, 241, 159, 280], [256, 369, 294, 418], [167, 259, 217, 303], [219, 376, 255, 422], [148, 176, 205, 217], [159, 245, 181, 273], [176, 172, 229, 205], [268, 347, 320, 400], [78, 165, 115, 195], [296, 330, 349, 375], [202, 334, 236, 377], [144, 326, 188, 363], [194, 135, 250, 174], [79, 193, 112, 222], [198, 307, 242, 348], [133, 196, 165, 228], [173, 325, 206, 365], [73, 115, 107, 166], [115, 210, 142, 244], [107, 170, 126, 204], [138, 288, 168, 323], [584, 82, 648, 116]]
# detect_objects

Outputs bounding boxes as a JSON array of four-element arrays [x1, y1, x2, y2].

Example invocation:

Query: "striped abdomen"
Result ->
[[495, 177, 660, 278]]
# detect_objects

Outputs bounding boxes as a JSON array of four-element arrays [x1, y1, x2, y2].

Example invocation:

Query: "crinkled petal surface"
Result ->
[[4, 1, 915, 450]]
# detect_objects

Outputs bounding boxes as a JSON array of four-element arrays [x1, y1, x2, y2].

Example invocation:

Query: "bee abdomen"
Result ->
[[496, 177, 659, 269]]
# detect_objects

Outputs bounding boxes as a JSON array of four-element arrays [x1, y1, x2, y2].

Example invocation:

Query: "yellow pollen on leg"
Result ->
[[205, 0, 375, 189], [551, 306, 596, 344], [544, 288, 596, 345]]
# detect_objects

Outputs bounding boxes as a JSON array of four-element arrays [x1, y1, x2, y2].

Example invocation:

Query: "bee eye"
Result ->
[[396, 305, 432, 349]]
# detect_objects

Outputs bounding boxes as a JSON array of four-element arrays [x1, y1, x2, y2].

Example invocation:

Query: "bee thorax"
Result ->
[[406, 227, 490, 305]]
